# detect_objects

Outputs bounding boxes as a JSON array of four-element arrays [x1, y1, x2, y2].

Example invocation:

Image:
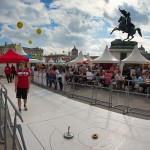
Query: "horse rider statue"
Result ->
[[110, 9, 142, 41]]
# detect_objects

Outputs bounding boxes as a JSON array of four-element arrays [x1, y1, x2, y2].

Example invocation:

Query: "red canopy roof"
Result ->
[[0, 49, 29, 63]]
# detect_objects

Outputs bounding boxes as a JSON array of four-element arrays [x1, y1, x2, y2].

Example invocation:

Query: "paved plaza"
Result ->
[[1, 79, 150, 150]]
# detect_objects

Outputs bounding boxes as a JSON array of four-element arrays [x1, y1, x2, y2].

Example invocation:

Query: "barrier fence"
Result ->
[[32, 71, 150, 117], [0, 82, 27, 150]]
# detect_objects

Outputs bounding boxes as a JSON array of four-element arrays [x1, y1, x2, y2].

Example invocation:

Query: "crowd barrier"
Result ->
[[0, 82, 26, 150], [32, 71, 150, 117]]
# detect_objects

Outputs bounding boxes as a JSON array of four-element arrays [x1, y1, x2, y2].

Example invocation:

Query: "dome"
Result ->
[[138, 45, 145, 51]]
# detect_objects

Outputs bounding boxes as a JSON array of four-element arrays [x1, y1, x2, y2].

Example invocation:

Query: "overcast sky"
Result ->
[[0, 0, 150, 56]]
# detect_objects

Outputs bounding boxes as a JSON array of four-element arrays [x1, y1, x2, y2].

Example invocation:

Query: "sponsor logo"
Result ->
[[18, 71, 29, 76]]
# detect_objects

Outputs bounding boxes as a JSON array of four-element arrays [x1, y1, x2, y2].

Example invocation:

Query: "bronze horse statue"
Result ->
[[110, 14, 142, 41]]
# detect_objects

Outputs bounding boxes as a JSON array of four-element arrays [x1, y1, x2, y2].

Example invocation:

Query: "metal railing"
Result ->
[[0, 81, 27, 150], [32, 71, 150, 117]]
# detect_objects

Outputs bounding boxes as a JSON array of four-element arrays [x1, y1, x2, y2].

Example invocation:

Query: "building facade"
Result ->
[[0, 43, 16, 55], [70, 46, 78, 58], [138, 45, 150, 60], [45, 46, 79, 62], [23, 47, 43, 59], [0, 43, 43, 59]]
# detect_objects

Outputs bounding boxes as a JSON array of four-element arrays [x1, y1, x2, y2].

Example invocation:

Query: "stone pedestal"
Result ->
[[109, 39, 137, 61]]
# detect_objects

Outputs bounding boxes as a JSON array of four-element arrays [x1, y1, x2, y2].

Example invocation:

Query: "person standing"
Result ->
[[54, 66, 63, 91], [30, 65, 35, 81], [4, 63, 12, 83], [15, 61, 31, 112], [11, 64, 16, 79], [104, 70, 112, 87]]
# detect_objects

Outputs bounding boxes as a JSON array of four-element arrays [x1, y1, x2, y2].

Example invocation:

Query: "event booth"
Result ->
[[121, 45, 150, 64], [67, 51, 87, 66], [120, 45, 150, 73], [92, 45, 119, 64], [92, 45, 119, 69], [0, 49, 29, 63], [0, 49, 29, 76]]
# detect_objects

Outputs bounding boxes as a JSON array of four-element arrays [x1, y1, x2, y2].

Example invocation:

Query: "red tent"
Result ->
[[0, 49, 29, 63]]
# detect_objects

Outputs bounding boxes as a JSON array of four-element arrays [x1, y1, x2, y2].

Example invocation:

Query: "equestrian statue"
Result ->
[[110, 9, 142, 41]]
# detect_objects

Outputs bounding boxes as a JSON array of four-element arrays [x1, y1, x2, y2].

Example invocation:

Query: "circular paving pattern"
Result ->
[[78, 127, 126, 148]]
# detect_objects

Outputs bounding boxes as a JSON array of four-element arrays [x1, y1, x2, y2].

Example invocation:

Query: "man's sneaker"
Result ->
[[19, 108, 21, 112], [24, 106, 28, 111]]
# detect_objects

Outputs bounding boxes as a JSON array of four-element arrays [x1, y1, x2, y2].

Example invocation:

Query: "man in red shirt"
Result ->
[[4, 63, 12, 83], [15, 61, 30, 112]]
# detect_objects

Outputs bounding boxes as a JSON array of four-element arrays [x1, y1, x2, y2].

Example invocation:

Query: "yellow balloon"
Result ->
[[28, 40, 32, 44], [17, 22, 23, 29], [62, 50, 65, 53], [15, 45, 20, 50], [36, 28, 42, 34]]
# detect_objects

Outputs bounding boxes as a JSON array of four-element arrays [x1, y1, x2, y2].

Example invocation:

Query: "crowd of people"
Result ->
[[1, 62, 150, 113], [30, 64, 64, 91], [31, 63, 150, 94], [2, 62, 150, 112]]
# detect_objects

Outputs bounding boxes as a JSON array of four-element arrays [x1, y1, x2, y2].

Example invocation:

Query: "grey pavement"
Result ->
[[0, 78, 150, 150]]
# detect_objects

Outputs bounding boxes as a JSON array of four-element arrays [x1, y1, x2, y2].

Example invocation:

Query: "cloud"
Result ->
[[104, 0, 109, 3], [0, 0, 50, 25]]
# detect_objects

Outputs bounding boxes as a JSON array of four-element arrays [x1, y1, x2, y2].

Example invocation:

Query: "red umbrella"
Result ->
[[0, 49, 29, 63]]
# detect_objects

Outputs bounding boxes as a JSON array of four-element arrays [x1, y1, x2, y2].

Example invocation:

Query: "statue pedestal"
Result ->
[[109, 39, 137, 60]]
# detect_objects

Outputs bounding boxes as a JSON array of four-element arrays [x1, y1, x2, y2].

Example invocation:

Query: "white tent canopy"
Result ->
[[92, 45, 119, 63], [68, 51, 87, 65], [121, 45, 150, 64], [49, 58, 54, 63], [16, 44, 27, 55], [29, 59, 42, 63], [58, 58, 65, 64], [85, 53, 92, 61]]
